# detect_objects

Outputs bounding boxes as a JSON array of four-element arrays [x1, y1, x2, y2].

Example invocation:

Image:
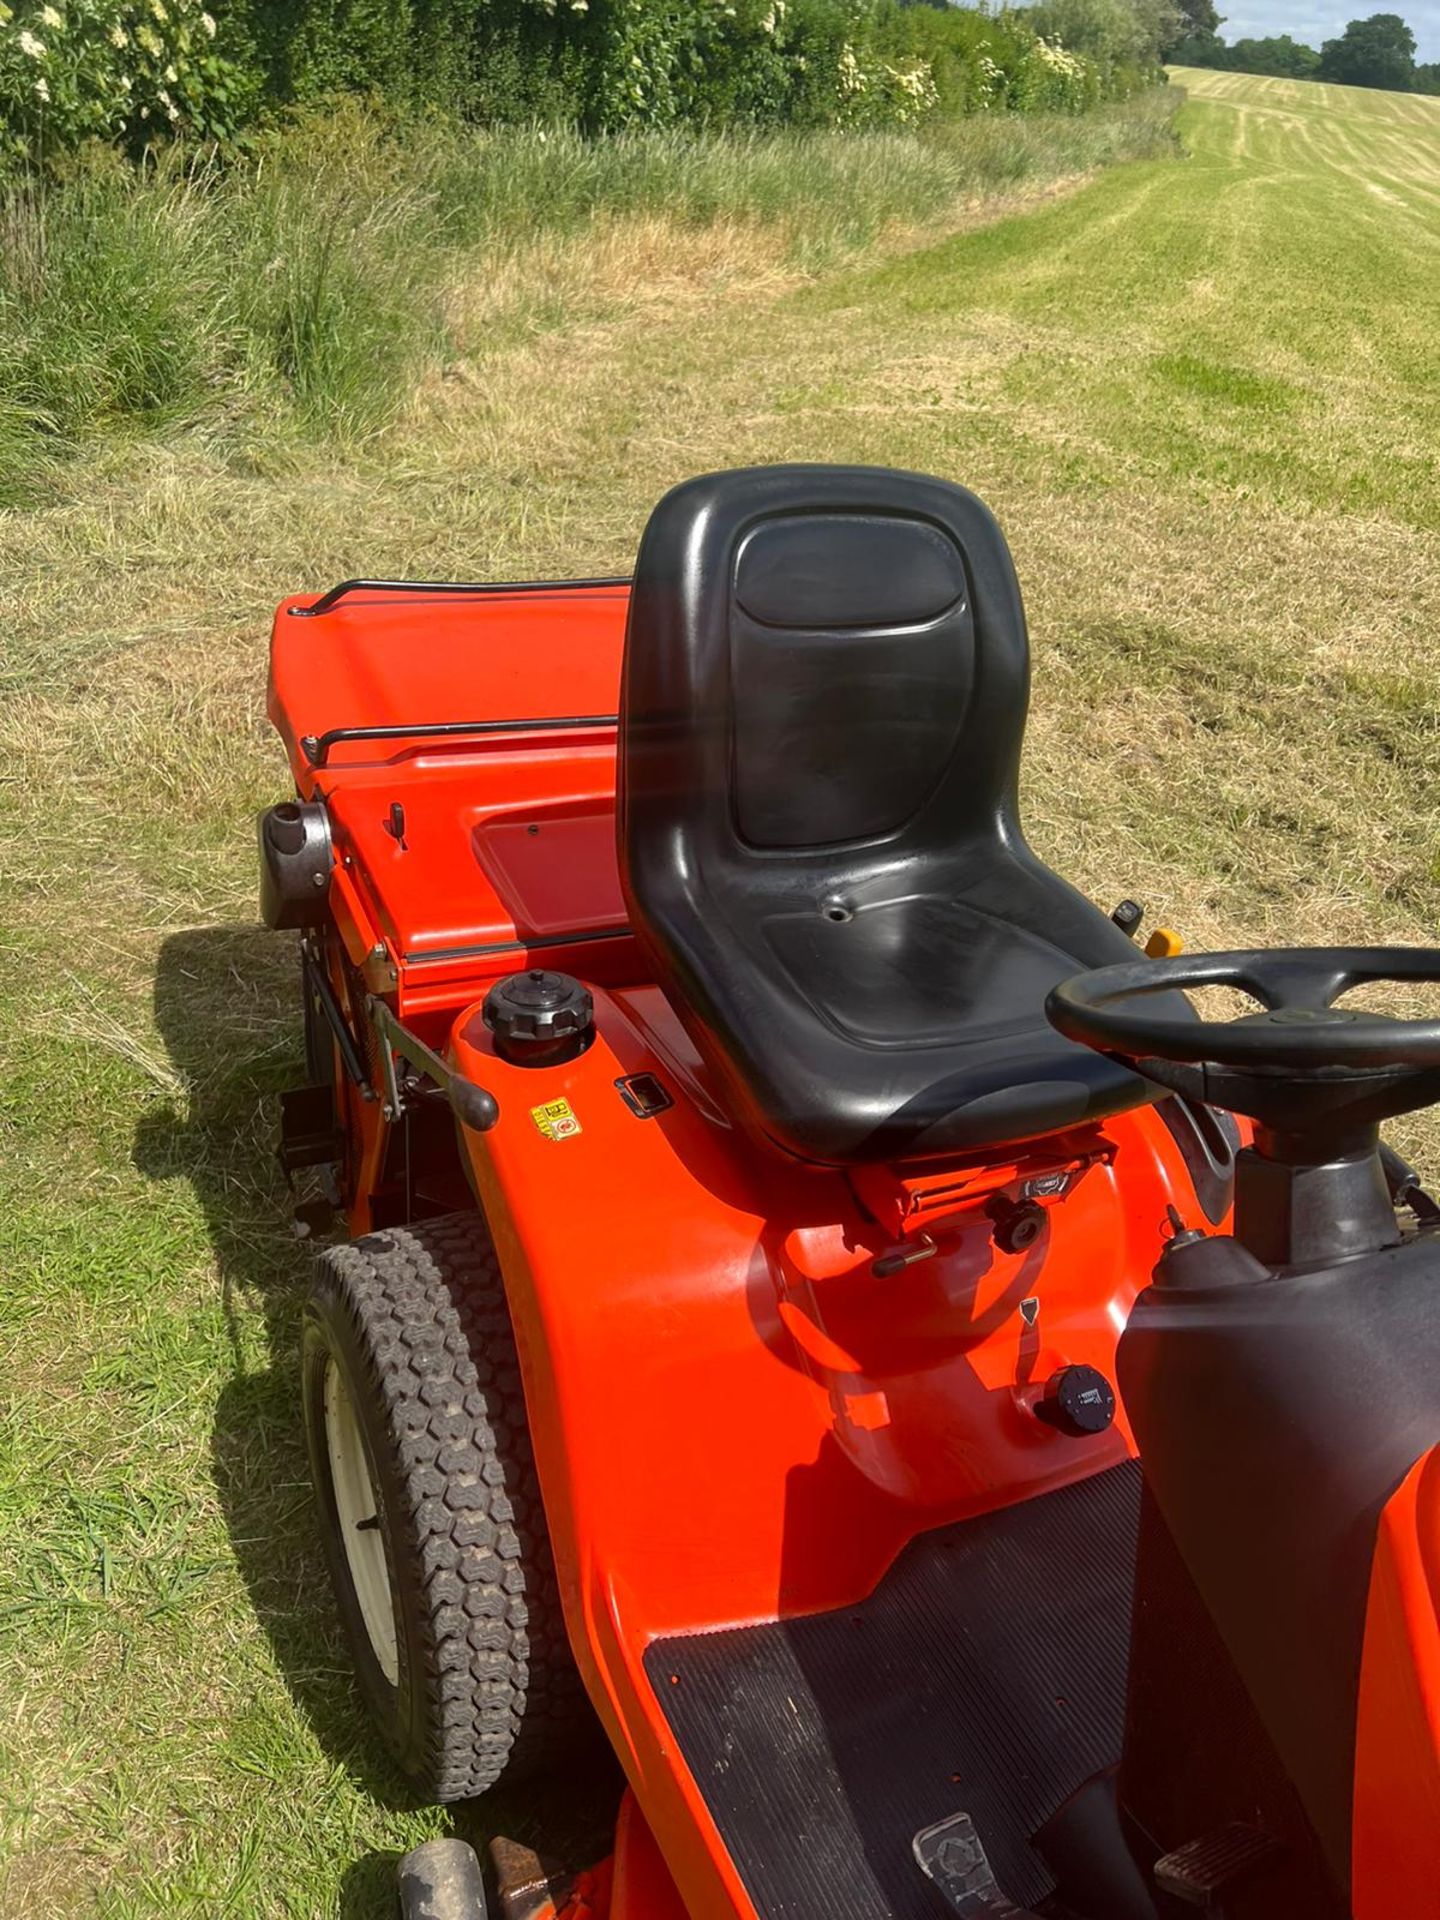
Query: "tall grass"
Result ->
[[0, 91, 1179, 498]]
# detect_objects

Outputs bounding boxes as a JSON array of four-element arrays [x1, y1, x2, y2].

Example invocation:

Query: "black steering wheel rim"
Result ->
[[1047, 946, 1440, 1073]]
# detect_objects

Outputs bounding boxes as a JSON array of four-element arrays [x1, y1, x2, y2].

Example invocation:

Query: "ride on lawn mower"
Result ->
[[258, 465, 1440, 1920]]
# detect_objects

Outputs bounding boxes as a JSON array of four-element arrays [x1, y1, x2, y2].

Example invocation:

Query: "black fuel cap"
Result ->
[[1037, 1365, 1117, 1438], [483, 969, 594, 1066]]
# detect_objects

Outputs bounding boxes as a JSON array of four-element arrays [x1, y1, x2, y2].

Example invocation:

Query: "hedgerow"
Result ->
[[0, 0, 1169, 164], [0, 0, 250, 160]]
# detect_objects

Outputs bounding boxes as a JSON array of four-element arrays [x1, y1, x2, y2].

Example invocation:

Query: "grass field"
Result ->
[[0, 99, 1178, 503], [4, 64, 1440, 1917]]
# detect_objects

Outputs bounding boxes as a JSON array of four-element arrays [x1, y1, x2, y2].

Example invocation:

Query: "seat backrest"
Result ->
[[618, 462, 1031, 934]]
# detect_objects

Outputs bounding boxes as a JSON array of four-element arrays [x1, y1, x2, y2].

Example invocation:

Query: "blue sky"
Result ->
[[1213, 1, 1440, 59]]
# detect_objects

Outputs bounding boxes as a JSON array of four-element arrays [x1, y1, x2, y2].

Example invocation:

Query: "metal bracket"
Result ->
[[488, 1836, 577, 1920], [361, 942, 399, 994], [368, 998, 499, 1133]]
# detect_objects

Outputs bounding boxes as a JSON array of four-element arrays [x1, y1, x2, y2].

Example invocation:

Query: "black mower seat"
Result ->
[[617, 465, 1152, 1167]]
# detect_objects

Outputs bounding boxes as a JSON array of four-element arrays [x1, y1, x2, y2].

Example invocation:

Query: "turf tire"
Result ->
[[302, 1210, 591, 1800]]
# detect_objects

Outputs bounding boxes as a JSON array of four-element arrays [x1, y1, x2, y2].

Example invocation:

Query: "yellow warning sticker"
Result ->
[[530, 1097, 582, 1142]]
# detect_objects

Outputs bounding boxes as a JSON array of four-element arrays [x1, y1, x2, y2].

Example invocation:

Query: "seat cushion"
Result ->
[[764, 895, 1086, 1048], [709, 869, 1150, 1164]]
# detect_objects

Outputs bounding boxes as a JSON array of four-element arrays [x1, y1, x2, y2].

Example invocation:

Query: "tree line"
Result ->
[[1167, 2, 1440, 94]]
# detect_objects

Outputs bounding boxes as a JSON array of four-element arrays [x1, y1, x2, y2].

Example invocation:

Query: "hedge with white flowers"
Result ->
[[0, 0, 247, 158], [0, 0, 1149, 163]]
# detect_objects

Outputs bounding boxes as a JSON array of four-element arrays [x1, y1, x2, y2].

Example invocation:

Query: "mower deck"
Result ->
[[646, 1462, 1139, 1920]]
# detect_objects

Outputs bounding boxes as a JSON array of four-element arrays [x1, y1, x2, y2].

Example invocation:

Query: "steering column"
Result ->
[[1047, 948, 1440, 1918]]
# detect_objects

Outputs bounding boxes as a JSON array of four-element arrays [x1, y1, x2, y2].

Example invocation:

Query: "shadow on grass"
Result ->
[[137, 924, 415, 1816], [138, 925, 623, 1915]]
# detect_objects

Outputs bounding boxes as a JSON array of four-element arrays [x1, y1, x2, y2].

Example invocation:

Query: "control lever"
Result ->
[[1379, 1141, 1440, 1226]]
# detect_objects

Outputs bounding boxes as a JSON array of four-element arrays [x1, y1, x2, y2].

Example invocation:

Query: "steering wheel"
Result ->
[[1046, 947, 1440, 1139]]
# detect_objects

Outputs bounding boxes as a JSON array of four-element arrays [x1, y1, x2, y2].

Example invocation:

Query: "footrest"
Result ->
[[646, 1462, 1140, 1920], [1154, 1823, 1285, 1909]]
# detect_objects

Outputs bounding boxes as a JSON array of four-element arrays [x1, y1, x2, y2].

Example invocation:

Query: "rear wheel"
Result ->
[[302, 1211, 594, 1799]]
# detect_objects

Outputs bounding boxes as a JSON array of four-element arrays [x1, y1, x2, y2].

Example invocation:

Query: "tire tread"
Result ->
[[310, 1211, 585, 1799]]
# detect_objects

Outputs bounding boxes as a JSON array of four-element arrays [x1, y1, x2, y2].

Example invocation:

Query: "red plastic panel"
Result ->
[[325, 748, 626, 964], [449, 983, 1216, 1920], [267, 585, 629, 773], [609, 1792, 688, 1920], [1353, 1446, 1440, 1919]]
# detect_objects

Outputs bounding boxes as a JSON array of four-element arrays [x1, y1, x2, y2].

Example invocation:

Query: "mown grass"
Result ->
[[0, 93, 1179, 498], [5, 66, 1440, 1918]]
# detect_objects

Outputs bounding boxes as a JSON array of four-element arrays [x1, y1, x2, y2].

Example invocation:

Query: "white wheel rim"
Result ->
[[323, 1356, 399, 1685]]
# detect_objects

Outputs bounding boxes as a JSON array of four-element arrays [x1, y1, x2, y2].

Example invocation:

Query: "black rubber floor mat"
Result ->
[[645, 1461, 1140, 1920]]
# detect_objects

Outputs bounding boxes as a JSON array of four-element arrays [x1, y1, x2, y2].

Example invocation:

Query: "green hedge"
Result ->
[[0, 0, 253, 161], [0, 0, 1166, 163], [244, 0, 1125, 128]]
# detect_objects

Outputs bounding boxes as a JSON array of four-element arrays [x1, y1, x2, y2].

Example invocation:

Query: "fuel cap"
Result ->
[[1037, 1364, 1116, 1438], [483, 969, 594, 1066]]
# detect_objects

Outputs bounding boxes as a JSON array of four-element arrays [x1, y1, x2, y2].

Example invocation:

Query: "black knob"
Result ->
[[1037, 1365, 1116, 1437], [991, 1197, 1047, 1254], [1111, 898, 1144, 937], [483, 969, 594, 1067]]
